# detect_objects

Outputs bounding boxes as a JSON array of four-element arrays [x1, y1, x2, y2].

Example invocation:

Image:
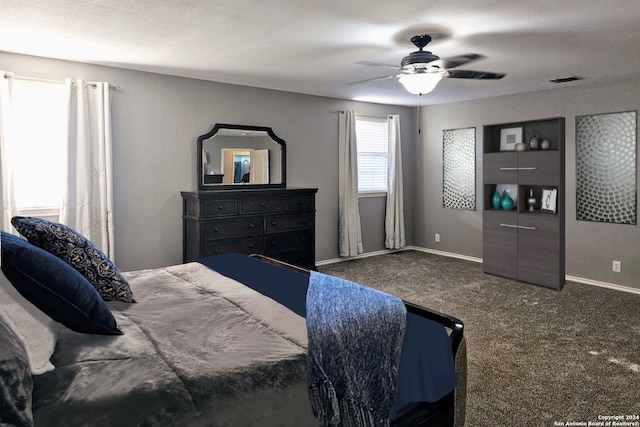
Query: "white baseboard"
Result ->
[[407, 246, 483, 263], [565, 275, 640, 295], [315, 248, 408, 266], [317, 246, 640, 295]]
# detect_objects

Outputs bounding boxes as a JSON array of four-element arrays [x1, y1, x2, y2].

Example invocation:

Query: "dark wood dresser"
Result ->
[[181, 188, 317, 269]]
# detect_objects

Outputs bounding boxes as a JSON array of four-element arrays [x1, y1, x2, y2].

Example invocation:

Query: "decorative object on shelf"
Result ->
[[515, 142, 526, 151], [492, 187, 502, 209], [496, 184, 518, 207], [541, 139, 550, 150], [541, 188, 557, 213], [443, 127, 476, 210], [527, 189, 537, 211], [500, 127, 523, 151], [501, 191, 515, 211], [528, 136, 539, 150], [576, 110, 637, 225]]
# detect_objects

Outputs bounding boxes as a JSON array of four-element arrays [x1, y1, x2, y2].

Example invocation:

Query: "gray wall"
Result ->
[[3, 51, 638, 290], [415, 79, 640, 290], [1, 52, 415, 271]]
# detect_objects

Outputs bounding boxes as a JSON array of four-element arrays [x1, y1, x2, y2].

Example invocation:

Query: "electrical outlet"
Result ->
[[612, 260, 621, 273], [435, 233, 440, 243]]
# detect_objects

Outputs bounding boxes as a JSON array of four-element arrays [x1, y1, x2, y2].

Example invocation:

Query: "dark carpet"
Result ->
[[318, 250, 640, 426]]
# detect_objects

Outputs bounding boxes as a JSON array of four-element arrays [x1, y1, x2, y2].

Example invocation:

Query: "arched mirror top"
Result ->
[[197, 123, 286, 191]]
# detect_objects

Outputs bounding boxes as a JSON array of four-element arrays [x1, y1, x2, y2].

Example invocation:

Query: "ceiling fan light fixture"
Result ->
[[398, 72, 443, 95]]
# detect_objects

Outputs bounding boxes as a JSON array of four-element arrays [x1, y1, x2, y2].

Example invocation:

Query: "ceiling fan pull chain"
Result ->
[[417, 94, 422, 135]]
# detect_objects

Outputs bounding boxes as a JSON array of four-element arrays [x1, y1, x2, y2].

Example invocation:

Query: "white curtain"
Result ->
[[385, 115, 406, 249], [0, 71, 18, 234], [338, 109, 363, 257], [59, 80, 116, 260]]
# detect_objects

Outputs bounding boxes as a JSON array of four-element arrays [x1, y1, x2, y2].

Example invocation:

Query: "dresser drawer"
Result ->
[[265, 230, 313, 252], [204, 237, 264, 257], [287, 195, 314, 211], [240, 197, 287, 214], [204, 218, 264, 240], [203, 200, 238, 218], [265, 212, 313, 233]]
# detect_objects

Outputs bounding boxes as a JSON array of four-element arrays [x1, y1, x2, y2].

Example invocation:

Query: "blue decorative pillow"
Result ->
[[1, 232, 122, 335], [11, 216, 134, 303]]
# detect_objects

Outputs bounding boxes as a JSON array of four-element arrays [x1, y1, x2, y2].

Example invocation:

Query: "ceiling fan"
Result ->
[[353, 34, 506, 95]]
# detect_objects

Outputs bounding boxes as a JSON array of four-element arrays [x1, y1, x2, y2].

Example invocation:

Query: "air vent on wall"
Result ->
[[548, 76, 584, 84]]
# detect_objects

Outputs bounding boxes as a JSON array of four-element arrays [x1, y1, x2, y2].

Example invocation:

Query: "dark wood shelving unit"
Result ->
[[482, 117, 566, 290]]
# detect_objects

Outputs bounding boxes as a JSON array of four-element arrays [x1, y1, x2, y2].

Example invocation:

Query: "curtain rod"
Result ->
[[330, 109, 387, 119], [3, 73, 120, 89]]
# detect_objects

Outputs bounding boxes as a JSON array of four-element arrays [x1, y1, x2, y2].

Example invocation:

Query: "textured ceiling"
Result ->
[[1, 0, 639, 106]]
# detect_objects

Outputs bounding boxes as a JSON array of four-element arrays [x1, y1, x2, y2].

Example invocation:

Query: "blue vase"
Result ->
[[501, 192, 515, 211], [492, 188, 502, 209]]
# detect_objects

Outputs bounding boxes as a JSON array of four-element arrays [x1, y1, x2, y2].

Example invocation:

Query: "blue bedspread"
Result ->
[[199, 253, 458, 420]]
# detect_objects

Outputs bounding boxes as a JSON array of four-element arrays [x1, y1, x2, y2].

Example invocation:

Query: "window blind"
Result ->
[[356, 116, 388, 193]]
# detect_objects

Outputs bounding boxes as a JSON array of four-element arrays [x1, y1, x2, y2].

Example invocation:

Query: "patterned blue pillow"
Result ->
[[1, 232, 122, 335], [11, 216, 134, 303]]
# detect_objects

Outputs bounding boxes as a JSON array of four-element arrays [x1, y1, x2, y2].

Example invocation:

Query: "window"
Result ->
[[355, 116, 388, 194], [9, 79, 67, 215]]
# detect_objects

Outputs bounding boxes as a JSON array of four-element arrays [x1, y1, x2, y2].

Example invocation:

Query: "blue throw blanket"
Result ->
[[199, 253, 458, 420], [306, 271, 406, 427]]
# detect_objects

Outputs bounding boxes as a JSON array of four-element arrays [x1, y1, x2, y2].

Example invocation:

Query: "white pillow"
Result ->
[[0, 272, 57, 375]]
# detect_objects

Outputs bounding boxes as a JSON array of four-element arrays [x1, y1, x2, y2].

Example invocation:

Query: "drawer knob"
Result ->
[[218, 205, 224, 210], [260, 203, 266, 207], [300, 219, 306, 224], [271, 221, 277, 226], [213, 227, 220, 232], [249, 223, 255, 229]]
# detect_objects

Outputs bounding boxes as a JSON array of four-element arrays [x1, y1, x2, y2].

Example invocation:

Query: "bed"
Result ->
[[1, 223, 466, 427]]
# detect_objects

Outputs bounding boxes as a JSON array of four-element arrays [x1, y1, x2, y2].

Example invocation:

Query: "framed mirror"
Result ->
[[197, 123, 286, 190]]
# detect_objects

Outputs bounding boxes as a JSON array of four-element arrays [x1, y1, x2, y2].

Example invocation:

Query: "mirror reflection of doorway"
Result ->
[[251, 149, 269, 183], [221, 149, 269, 184]]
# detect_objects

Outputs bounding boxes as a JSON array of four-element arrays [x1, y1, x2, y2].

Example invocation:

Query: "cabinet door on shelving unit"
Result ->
[[483, 152, 518, 183], [517, 151, 560, 186], [516, 214, 561, 289], [482, 211, 518, 280]]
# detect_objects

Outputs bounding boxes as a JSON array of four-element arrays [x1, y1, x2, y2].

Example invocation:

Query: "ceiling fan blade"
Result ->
[[355, 60, 400, 70], [347, 74, 399, 86], [446, 69, 506, 80], [429, 53, 484, 69]]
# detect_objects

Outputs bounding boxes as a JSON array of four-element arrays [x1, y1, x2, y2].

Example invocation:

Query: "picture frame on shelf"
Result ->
[[500, 127, 523, 151], [541, 188, 557, 213]]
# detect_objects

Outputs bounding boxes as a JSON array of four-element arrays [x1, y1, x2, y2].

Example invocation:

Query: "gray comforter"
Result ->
[[32, 262, 320, 427]]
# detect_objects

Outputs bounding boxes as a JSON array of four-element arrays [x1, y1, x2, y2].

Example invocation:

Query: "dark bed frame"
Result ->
[[250, 254, 465, 427]]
